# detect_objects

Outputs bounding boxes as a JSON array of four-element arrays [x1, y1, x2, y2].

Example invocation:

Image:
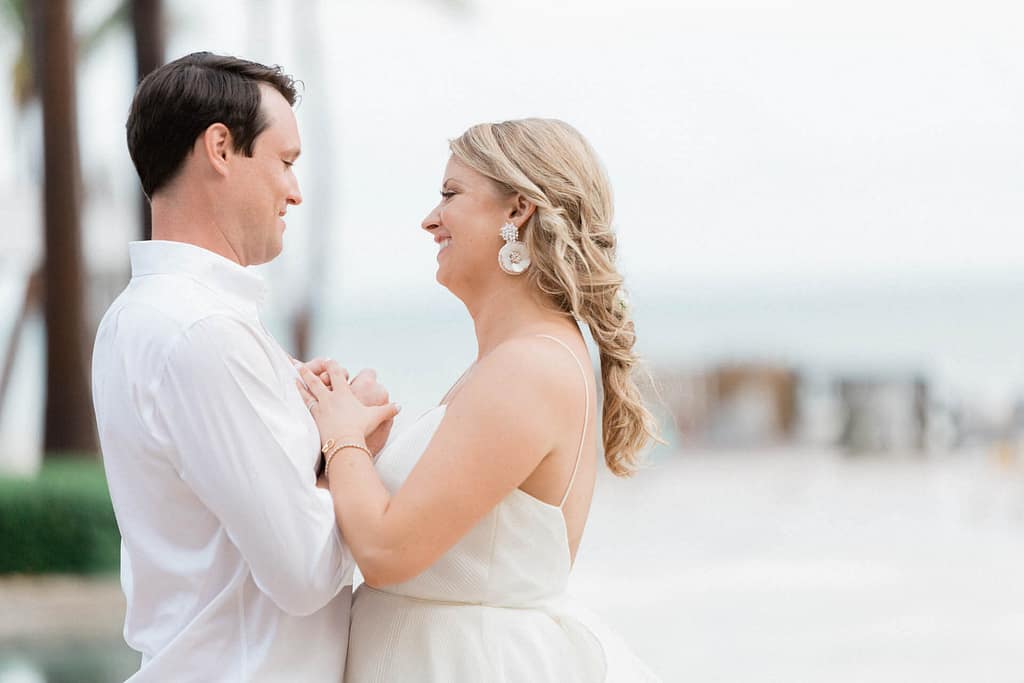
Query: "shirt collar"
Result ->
[[129, 240, 267, 315]]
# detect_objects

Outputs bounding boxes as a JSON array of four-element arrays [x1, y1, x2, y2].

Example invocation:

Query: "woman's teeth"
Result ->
[[438, 238, 452, 252]]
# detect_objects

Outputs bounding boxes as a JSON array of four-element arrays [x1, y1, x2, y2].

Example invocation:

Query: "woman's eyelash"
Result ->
[[440, 190, 455, 199]]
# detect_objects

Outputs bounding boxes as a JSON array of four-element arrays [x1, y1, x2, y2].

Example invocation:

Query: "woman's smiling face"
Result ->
[[421, 156, 516, 292]]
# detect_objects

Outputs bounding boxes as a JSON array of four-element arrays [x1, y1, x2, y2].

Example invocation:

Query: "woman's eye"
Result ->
[[283, 161, 294, 168], [440, 191, 455, 199]]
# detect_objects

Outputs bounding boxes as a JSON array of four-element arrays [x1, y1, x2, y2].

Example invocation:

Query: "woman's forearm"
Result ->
[[326, 446, 401, 585]]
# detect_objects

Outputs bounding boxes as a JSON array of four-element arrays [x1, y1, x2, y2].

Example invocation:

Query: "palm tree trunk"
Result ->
[[32, 0, 97, 456], [0, 268, 42, 414], [131, 0, 164, 241]]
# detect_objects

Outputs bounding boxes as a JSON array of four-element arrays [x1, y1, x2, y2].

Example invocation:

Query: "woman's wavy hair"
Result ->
[[450, 118, 660, 476]]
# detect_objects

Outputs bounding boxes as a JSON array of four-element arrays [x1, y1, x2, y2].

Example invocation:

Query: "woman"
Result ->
[[297, 118, 661, 681]]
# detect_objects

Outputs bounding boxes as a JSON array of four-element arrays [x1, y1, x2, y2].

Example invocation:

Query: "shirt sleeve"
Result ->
[[154, 314, 353, 616]]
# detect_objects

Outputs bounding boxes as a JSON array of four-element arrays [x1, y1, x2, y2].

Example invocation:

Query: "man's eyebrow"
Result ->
[[285, 148, 302, 160]]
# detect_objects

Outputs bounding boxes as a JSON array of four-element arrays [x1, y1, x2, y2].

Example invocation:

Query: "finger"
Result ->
[[325, 358, 354, 385], [350, 370, 381, 393], [367, 387, 389, 406], [325, 361, 351, 391], [320, 371, 332, 388], [295, 380, 319, 411], [352, 368, 377, 384], [297, 365, 331, 401], [351, 376, 388, 406], [349, 371, 368, 392], [370, 403, 401, 427], [303, 357, 330, 375]]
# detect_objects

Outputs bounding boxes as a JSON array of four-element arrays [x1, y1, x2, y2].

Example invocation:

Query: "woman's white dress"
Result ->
[[344, 336, 661, 682]]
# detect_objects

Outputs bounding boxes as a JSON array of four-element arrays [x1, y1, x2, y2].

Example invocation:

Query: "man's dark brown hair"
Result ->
[[126, 52, 298, 198]]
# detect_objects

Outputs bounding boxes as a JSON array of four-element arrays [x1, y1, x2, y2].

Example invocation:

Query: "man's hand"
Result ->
[[294, 357, 344, 389], [349, 369, 394, 455]]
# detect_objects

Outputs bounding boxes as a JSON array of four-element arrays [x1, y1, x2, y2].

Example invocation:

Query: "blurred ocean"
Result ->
[[260, 274, 1024, 442]]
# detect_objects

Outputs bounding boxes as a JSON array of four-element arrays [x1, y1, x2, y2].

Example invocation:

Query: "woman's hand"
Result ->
[[296, 360, 400, 448]]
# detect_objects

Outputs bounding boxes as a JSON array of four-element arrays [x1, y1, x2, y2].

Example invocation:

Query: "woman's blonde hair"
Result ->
[[450, 118, 659, 476]]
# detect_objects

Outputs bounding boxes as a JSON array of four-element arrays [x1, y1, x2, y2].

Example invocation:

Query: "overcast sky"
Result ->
[[2, 0, 1022, 303]]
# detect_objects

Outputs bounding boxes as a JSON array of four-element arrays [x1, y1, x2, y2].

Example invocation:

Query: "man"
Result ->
[[92, 52, 385, 681]]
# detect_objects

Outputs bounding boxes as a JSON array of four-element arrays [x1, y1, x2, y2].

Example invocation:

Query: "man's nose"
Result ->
[[288, 178, 302, 206]]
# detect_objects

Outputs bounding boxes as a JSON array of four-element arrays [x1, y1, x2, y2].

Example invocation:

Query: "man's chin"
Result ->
[[268, 233, 287, 260], [248, 244, 284, 267], [270, 241, 285, 261]]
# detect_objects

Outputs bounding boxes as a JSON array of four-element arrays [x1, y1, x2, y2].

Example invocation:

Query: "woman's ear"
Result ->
[[510, 194, 536, 227]]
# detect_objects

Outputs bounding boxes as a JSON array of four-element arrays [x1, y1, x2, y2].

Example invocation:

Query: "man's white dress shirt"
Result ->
[[92, 240, 354, 682]]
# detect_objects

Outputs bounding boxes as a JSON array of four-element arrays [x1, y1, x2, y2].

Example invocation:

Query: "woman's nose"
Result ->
[[421, 205, 441, 232]]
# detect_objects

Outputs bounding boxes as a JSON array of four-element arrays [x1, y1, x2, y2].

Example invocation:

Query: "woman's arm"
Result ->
[[297, 338, 576, 587]]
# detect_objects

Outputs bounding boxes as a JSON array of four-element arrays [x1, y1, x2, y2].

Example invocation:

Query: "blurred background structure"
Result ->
[[1, 0, 1023, 681]]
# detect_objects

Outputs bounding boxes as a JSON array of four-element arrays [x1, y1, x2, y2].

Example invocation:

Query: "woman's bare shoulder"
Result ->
[[449, 335, 588, 426]]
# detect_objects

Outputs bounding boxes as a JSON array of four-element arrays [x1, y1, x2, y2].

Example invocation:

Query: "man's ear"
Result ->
[[510, 194, 536, 227], [200, 123, 232, 178]]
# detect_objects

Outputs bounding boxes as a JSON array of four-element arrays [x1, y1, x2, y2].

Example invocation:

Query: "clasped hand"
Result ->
[[295, 359, 401, 456]]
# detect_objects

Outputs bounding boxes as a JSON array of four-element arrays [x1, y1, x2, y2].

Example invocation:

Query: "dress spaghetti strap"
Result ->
[[533, 334, 590, 509], [438, 363, 475, 407]]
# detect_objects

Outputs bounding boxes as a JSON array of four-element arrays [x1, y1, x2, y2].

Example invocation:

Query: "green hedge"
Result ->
[[0, 458, 120, 574]]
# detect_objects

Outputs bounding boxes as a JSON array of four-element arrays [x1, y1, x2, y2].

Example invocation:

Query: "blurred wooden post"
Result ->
[[131, 0, 165, 241], [837, 375, 929, 454], [290, 0, 330, 361], [32, 0, 98, 456]]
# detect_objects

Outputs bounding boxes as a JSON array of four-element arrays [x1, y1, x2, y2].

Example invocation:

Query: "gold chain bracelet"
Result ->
[[324, 442, 373, 478]]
